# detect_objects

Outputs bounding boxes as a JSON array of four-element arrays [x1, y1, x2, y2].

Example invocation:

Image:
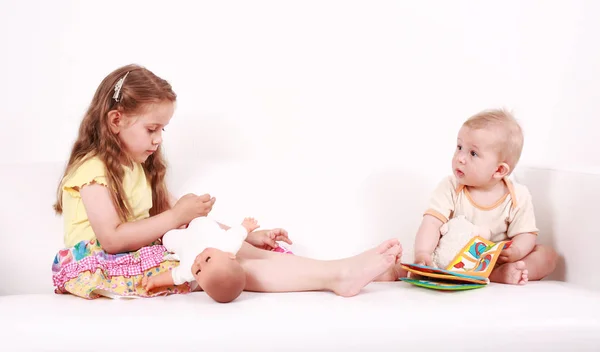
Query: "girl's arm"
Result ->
[[169, 192, 178, 208], [81, 184, 179, 254], [81, 185, 211, 254]]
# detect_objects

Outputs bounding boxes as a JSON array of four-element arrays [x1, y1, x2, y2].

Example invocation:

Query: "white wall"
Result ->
[[0, 1, 598, 292], [1, 0, 599, 174]]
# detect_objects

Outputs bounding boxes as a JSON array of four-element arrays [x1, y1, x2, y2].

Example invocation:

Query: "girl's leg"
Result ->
[[237, 239, 402, 297]]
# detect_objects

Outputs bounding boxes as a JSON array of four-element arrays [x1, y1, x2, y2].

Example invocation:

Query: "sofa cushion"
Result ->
[[1, 281, 599, 351]]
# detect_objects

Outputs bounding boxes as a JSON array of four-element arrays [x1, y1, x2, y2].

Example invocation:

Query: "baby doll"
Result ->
[[142, 216, 260, 303], [431, 215, 492, 269]]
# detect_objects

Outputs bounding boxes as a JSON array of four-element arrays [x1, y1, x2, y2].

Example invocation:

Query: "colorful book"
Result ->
[[400, 236, 511, 291]]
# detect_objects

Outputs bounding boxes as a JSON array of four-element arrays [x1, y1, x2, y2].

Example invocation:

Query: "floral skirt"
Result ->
[[51, 239, 191, 299]]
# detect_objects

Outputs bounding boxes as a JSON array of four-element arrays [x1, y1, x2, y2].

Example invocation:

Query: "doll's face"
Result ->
[[190, 248, 237, 284], [191, 248, 246, 303]]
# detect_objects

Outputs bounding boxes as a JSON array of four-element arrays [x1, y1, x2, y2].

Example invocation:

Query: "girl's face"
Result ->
[[114, 101, 174, 164]]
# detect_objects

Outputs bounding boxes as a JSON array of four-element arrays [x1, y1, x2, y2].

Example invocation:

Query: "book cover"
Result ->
[[400, 236, 511, 290]]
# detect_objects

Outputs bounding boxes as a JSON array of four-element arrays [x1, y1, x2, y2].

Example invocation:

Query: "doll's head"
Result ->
[[191, 247, 246, 303]]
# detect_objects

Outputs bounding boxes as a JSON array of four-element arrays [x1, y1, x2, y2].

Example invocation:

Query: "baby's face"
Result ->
[[191, 248, 237, 284], [452, 126, 503, 187]]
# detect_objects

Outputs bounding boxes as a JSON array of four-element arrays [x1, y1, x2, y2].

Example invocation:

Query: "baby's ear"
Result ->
[[494, 162, 511, 179]]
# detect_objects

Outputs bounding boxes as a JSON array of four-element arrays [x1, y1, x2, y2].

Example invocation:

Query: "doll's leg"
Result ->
[[236, 240, 401, 297], [142, 271, 175, 292]]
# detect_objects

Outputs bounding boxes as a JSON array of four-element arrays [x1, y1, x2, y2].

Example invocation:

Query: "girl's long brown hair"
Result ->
[[54, 64, 176, 222]]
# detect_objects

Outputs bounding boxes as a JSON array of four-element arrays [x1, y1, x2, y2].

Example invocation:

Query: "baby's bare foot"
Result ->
[[242, 217, 260, 233], [332, 242, 400, 297], [490, 261, 529, 285]]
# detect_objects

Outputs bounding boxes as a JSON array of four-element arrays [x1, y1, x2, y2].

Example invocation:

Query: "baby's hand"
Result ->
[[246, 228, 293, 250], [413, 252, 433, 267], [498, 244, 523, 264]]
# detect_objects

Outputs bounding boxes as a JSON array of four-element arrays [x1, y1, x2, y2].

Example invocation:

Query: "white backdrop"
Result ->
[[1, 0, 599, 172], [0, 1, 599, 260]]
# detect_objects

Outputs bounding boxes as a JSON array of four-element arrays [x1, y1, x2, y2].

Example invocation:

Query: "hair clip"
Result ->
[[113, 71, 130, 102]]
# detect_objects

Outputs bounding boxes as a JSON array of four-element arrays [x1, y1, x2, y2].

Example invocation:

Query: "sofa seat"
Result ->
[[2, 281, 599, 351]]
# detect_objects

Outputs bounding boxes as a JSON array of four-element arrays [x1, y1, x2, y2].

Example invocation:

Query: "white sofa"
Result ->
[[1, 160, 599, 351]]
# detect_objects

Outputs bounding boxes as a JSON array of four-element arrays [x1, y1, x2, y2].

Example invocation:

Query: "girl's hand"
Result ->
[[171, 193, 215, 228], [246, 228, 292, 250]]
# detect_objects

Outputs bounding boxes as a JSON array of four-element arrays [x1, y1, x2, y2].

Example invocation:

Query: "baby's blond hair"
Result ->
[[463, 108, 524, 172]]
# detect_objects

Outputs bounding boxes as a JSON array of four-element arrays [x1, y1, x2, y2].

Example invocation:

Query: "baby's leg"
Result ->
[[490, 244, 557, 285], [490, 261, 528, 285], [142, 271, 175, 292], [519, 244, 557, 281]]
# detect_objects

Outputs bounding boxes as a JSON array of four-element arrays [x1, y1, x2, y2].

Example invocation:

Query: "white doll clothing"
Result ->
[[162, 217, 248, 285]]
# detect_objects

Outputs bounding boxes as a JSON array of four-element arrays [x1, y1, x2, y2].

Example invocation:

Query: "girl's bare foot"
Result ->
[[242, 217, 260, 233], [331, 242, 401, 297], [373, 238, 400, 254], [374, 241, 406, 281], [374, 258, 407, 281], [490, 261, 529, 285]]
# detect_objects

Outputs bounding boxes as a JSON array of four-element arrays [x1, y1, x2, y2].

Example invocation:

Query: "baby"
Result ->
[[413, 108, 558, 285], [142, 216, 260, 303]]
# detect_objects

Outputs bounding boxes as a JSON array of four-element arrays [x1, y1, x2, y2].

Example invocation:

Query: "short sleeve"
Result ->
[[62, 157, 108, 198], [170, 259, 195, 285], [218, 225, 248, 254], [507, 187, 539, 238], [424, 176, 456, 223]]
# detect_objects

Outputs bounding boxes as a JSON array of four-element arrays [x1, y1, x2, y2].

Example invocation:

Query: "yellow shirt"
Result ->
[[424, 175, 539, 242], [61, 155, 153, 248]]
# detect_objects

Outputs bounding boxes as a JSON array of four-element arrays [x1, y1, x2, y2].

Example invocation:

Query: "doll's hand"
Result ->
[[246, 228, 292, 250]]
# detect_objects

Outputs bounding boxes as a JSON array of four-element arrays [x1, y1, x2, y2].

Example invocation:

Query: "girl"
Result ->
[[52, 64, 403, 299]]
